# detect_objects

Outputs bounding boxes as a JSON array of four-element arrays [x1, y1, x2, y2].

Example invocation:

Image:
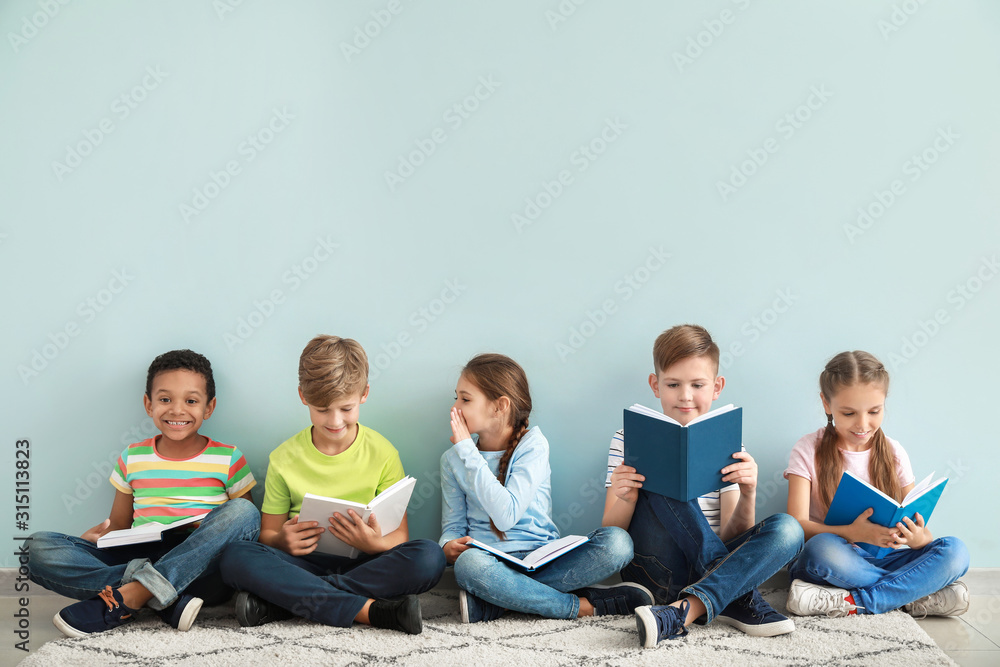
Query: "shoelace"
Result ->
[[98, 586, 132, 619], [742, 592, 769, 619], [657, 599, 690, 640], [811, 589, 863, 617]]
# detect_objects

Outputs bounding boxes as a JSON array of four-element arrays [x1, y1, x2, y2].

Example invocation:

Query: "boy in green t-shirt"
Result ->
[[220, 335, 445, 633]]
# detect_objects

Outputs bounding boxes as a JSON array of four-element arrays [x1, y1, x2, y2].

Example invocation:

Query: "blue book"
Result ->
[[622, 403, 742, 502], [824, 471, 948, 558]]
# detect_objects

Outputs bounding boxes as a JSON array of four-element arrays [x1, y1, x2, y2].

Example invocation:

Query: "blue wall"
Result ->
[[3, 1, 998, 567]]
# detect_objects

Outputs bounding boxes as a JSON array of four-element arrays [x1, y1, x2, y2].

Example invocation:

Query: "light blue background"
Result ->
[[2, 1, 998, 567]]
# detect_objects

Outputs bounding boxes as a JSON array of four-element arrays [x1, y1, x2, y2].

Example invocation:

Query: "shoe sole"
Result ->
[[176, 597, 204, 632], [715, 613, 795, 637], [53, 612, 89, 639], [585, 582, 656, 609], [635, 605, 657, 648], [458, 590, 470, 624]]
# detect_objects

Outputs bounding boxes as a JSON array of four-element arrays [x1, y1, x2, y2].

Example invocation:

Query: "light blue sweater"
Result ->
[[439, 426, 561, 553]]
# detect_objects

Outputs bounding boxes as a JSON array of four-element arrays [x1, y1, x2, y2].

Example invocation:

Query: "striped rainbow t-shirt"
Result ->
[[110, 437, 256, 528]]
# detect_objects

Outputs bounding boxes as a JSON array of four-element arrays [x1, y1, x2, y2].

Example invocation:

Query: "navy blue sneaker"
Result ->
[[155, 594, 204, 631], [635, 599, 690, 647], [53, 586, 138, 638], [716, 588, 795, 637], [576, 583, 655, 616], [458, 589, 505, 623]]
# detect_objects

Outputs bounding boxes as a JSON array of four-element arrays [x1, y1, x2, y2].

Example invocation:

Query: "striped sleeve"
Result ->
[[225, 446, 256, 498], [605, 430, 624, 487], [109, 449, 133, 494]]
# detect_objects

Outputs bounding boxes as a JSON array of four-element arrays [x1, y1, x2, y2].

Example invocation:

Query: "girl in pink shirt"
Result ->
[[783, 351, 968, 618]]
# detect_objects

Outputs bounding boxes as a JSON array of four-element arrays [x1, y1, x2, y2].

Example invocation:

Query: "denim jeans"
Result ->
[[452, 526, 634, 619], [788, 533, 969, 614], [219, 539, 446, 627], [28, 498, 260, 610], [622, 490, 803, 623]]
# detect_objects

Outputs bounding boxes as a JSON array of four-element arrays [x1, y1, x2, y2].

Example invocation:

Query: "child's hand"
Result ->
[[80, 519, 111, 544], [450, 407, 472, 444], [848, 508, 897, 548], [443, 536, 473, 564], [890, 513, 930, 549], [610, 464, 645, 505], [277, 515, 325, 556], [721, 451, 757, 495], [327, 510, 385, 555]]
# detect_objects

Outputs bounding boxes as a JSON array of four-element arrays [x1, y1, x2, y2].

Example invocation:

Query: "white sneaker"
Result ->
[[904, 581, 969, 619], [786, 579, 862, 617]]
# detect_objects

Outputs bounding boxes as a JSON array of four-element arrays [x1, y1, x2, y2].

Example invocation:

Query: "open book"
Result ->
[[825, 471, 948, 558], [623, 403, 742, 501], [97, 513, 209, 549], [298, 476, 416, 558], [468, 534, 589, 571]]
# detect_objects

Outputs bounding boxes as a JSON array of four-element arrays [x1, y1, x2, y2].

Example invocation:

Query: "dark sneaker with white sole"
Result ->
[[54, 586, 138, 638], [458, 589, 505, 623], [155, 594, 204, 631], [716, 588, 795, 637], [635, 599, 690, 647], [575, 582, 655, 616]]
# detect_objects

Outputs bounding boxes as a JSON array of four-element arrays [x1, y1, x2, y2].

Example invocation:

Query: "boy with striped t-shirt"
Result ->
[[28, 350, 260, 638], [602, 325, 803, 647]]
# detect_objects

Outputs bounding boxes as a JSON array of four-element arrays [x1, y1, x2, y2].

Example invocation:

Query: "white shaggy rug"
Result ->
[[20, 588, 955, 666]]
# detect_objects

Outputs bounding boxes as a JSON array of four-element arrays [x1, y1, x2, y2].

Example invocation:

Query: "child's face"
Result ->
[[648, 355, 724, 426], [301, 387, 369, 448], [143, 369, 215, 442], [821, 382, 886, 450], [453, 374, 500, 435]]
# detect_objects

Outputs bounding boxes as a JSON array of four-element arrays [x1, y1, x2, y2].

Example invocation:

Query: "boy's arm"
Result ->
[[602, 464, 644, 529], [81, 490, 134, 543], [717, 450, 756, 541], [259, 511, 325, 556], [717, 487, 749, 541]]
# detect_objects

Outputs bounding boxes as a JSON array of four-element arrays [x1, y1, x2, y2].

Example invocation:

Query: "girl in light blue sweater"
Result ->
[[439, 353, 652, 623]]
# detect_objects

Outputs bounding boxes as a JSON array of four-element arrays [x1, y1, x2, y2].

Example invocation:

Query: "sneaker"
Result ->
[[716, 589, 795, 637], [53, 586, 138, 638], [234, 591, 293, 627], [635, 600, 690, 648], [458, 589, 505, 624], [155, 594, 204, 631], [368, 595, 422, 635], [576, 582, 655, 616], [786, 579, 863, 617], [904, 581, 969, 619]]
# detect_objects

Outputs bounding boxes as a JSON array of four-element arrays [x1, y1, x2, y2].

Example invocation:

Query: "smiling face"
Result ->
[[301, 386, 368, 453], [648, 355, 725, 426], [821, 382, 886, 451], [143, 369, 215, 446]]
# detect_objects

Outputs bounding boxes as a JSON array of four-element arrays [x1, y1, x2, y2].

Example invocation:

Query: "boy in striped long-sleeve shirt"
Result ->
[[28, 350, 260, 638]]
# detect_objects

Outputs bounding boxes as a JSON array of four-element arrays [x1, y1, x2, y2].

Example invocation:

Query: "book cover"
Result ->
[[97, 512, 209, 549], [467, 534, 589, 571], [298, 476, 416, 558], [825, 471, 948, 558], [622, 404, 742, 501]]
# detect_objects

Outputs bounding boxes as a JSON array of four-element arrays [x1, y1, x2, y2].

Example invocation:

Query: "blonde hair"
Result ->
[[816, 350, 899, 511], [298, 335, 369, 406], [652, 324, 720, 375]]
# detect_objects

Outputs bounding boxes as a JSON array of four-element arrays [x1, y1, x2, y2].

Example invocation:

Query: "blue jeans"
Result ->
[[28, 498, 260, 610], [452, 526, 634, 619], [622, 491, 803, 623], [788, 533, 969, 614], [219, 539, 446, 627]]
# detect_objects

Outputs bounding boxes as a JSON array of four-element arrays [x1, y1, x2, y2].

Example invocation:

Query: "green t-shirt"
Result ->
[[261, 424, 405, 517]]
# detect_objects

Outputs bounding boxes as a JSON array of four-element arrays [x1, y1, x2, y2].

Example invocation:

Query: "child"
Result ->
[[441, 353, 653, 623], [784, 350, 969, 617], [603, 325, 803, 647], [220, 335, 445, 634], [28, 349, 260, 637]]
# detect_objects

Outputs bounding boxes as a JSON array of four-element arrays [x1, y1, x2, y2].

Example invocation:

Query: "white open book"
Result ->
[[468, 534, 589, 571], [298, 476, 416, 558], [97, 513, 209, 549]]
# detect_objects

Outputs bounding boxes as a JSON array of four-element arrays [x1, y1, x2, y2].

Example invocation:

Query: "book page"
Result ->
[[626, 403, 736, 428], [902, 472, 936, 505], [686, 403, 737, 426], [521, 535, 587, 568], [368, 476, 416, 536]]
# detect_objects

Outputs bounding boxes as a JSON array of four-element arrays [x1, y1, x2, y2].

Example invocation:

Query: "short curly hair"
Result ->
[[145, 349, 216, 401]]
